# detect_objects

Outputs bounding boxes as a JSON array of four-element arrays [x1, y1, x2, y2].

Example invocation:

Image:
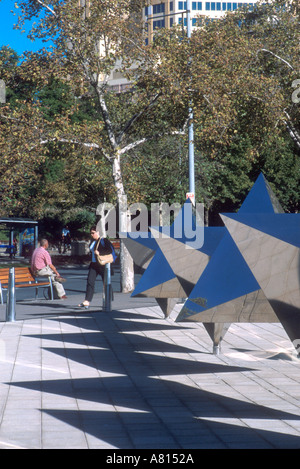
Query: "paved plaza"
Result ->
[[1, 265, 300, 449]]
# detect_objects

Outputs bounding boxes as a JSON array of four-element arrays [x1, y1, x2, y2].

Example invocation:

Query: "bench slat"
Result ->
[[1, 281, 50, 287], [0, 266, 54, 303]]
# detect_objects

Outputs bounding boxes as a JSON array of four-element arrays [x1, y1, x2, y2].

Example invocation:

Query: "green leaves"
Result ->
[[0, 0, 299, 224]]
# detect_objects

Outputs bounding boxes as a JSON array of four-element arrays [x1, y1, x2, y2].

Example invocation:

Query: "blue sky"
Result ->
[[0, 0, 47, 55]]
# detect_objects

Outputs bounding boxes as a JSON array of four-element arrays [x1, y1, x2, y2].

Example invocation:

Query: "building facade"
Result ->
[[102, 0, 259, 90], [143, 0, 258, 44]]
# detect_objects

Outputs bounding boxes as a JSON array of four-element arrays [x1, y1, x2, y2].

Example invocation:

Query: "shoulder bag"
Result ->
[[95, 238, 114, 266]]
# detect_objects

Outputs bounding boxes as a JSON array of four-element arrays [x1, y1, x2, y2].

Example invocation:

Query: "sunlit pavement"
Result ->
[[0, 266, 300, 449]]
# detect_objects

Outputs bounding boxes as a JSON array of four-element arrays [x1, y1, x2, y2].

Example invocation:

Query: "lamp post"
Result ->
[[146, 0, 195, 198], [186, 0, 195, 198], [6, 267, 16, 322]]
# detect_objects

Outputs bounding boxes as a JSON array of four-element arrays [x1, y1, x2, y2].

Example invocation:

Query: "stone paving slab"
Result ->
[[1, 295, 300, 449]]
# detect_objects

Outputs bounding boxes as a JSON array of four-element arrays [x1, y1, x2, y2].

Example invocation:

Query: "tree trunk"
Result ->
[[119, 239, 134, 293], [113, 153, 134, 293]]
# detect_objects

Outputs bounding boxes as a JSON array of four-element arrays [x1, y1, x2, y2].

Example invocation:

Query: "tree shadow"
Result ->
[[6, 306, 300, 448]]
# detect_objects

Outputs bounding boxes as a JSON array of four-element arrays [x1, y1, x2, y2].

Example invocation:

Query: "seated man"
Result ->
[[31, 239, 67, 299]]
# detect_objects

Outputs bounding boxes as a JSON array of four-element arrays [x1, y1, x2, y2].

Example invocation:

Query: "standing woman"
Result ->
[[78, 226, 116, 309]]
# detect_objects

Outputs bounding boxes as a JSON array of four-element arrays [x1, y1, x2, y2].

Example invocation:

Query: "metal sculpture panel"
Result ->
[[125, 174, 300, 355]]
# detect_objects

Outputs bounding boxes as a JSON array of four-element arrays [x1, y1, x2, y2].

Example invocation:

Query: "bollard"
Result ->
[[6, 267, 16, 322], [102, 264, 112, 312]]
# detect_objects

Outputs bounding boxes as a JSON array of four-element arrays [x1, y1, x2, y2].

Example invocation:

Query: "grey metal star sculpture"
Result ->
[[126, 200, 224, 317], [124, 174, 300, 356], [177, 174, 300, 355]]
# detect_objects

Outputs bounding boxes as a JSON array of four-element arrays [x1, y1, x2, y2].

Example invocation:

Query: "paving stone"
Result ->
[[1, 285, 300, 449]]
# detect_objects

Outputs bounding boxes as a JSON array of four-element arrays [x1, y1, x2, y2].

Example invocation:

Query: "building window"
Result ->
[[216, 2, 221, 9], [192, 1, 202, 9], [178, 1, 187, 10], [153, 3, 165, 14], [205, 2, 210, 10], [178, 17, 187, 25], [170, 1, 174, 10], [192, 17, 202, 25], [153, 19, 165, 28]]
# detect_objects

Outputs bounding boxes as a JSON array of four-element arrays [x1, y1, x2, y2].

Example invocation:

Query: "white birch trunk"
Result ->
[[113, 153, 134, 293]]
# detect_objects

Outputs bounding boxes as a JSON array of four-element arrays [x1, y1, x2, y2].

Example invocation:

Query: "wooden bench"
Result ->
[[0, 267, 53, 304], [111, 240, 120, 250]]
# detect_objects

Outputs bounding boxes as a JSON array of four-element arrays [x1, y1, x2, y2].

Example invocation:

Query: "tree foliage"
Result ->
[[137, 0, 300, 213], [0, 0, 299, 286]]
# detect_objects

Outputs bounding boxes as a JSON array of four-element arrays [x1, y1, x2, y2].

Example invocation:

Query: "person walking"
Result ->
[[61, 225, 71, 253], [31, 239, 67, 299], [77, 226, 115, 309]]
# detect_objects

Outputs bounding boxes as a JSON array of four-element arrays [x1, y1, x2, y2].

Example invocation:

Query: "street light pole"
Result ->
[[146, 0, 195, 198], [186, 0, 195, 198]]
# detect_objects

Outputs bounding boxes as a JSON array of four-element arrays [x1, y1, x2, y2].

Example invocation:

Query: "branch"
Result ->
[[29, 136, 99, 151], [35, 0, 58, 17], [257, 49, 294, 70], [119, 128, 186, 155], [282, 110, 300, 150], [119, 138, 147, 154], [0, 113, 40, 131], [31, 134, 115, 162], [117, 92, 162, 144], [94, 85, 118, 150]]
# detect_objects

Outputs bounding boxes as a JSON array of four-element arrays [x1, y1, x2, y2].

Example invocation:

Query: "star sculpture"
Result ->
[[124, 200, 224, 317], [125, 173, 300, 356], [176, 173, 300, 355], [220, 210, 300, 352], [124, 200, 229, 349]]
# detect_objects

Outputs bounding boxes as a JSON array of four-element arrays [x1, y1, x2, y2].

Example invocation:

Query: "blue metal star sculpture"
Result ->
[[125, 200, 224, 317], [177, 173, 300, 355], [177, 174, 283, 323], [124, 174, 300, 355], [220, 210, 300, 352]]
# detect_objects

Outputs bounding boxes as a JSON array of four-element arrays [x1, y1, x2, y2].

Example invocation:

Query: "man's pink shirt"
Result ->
[[31, 247, 52, 271]]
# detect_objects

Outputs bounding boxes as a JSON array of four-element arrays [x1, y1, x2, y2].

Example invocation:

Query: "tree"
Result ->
[[122, 135, 189, 206], [1, 0, 299, 286], [237, 0, 300, 150], [1, 0, 190, 291], [137, 0, 300, 213]]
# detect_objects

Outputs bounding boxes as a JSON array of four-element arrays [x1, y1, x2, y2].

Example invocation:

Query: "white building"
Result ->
[[143, 0, 258, 44], [108, 0, 259, 90]]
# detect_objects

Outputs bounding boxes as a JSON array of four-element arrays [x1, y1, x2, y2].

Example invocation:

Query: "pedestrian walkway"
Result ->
[[1, 291, 300, 449]]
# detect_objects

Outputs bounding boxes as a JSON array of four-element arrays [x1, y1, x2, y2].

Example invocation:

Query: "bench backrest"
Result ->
[[0, 267, 35, 285]]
